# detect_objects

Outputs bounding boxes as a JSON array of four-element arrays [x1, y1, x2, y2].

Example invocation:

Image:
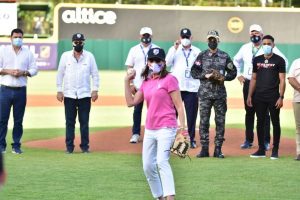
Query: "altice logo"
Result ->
[[62, 7, 117, 25]]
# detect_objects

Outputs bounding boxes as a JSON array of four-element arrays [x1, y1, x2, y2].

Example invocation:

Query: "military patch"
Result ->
[[195, 60, 201, 66], [227, 62, 234, 70]]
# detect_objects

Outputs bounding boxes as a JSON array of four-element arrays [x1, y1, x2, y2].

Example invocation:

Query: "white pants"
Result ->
[[142, 128, 176, 198]]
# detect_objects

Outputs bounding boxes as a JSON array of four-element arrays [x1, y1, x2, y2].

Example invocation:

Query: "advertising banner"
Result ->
[[0, 3, 17, 36]]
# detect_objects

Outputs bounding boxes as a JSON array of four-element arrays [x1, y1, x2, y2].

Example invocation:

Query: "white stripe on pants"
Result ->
[[142, 128, 176, 198]]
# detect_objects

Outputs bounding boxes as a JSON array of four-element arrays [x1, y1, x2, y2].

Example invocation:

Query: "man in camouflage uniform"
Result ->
[[191, 30, 237, 158]]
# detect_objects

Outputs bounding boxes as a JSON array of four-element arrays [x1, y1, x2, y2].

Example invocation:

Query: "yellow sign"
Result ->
[[227, 17, 244, 34]]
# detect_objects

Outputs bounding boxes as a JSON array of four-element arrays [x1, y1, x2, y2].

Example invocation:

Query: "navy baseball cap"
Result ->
[[148, 48, 166, 61], [72, 33, 85, 41], [180, 28, 192, 37]]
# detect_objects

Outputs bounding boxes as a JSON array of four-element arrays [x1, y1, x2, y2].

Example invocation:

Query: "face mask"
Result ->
[[12, 38, 23, 47], [181, 38, 191, 46], [250, 35, 261, 43], [262, 45, 272, 55], [141, 36, 151, 44], [149, 62, 163, 74], [73, 44, 83, 52], [208, 41, 218, 50]]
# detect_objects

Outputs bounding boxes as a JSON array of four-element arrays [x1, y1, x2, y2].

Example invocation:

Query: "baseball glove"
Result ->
[[170, 130, 190, 159], [209, 69, 225, 85]]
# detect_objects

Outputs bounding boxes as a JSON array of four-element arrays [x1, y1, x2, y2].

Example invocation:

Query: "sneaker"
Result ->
[[196, 147, 209, 158], [12, 148, 23, 154], [0, 147, 6, 154], [264, 142, 270, 151], [190, 141, 197, 149], [295, 154, 300, 161], [270, 149, 279, 160], [65, 149, 73, 154], [129, 134, 140, 143], [240, 141, 253, 149], [250, 149, 266, 158], [82, 149, 90, 153]]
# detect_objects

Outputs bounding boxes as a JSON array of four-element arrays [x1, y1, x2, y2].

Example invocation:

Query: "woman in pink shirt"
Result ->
[[125, 48, 186, 200]]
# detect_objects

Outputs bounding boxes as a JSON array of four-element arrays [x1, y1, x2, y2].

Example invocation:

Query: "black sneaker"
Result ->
[[240, 141, 253, 149], [213, 147, 225, 158], [82, 149, 90, 153], [270, 149, 279, 160], [250, 149, 266, 158], [65, 149, 73, 154], [12, 148, 23, 154], [196, 147, 209, 158]]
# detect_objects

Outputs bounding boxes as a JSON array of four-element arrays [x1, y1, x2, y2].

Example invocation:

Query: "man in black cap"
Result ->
[[191, 30, 237, 158], [56, 33, 100, 153], [166, 28, 201, 148]]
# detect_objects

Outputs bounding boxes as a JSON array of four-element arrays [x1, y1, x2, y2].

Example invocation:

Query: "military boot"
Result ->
[[196, 146, 209, 158], [213, 146, 225, 158]]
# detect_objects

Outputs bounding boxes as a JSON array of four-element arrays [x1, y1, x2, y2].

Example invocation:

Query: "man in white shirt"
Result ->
[[56, 33, 99, 154], [287, 58, 300, 161], [0, 28, 38, 154], [233, 24, 288, 150], [125, 27, 158, 143], [166, 28, 201, 148]]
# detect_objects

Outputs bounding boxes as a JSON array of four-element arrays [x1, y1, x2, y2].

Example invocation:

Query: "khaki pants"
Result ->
[[293, 102, 300, 155]]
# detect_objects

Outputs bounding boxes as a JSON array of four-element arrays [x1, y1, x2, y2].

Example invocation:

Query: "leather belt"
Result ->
[[0, 85, 26, 90]]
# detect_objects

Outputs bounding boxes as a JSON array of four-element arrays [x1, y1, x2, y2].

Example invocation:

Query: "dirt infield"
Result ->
[[27, 95, 293, 109], [24, 127, 296, 157]]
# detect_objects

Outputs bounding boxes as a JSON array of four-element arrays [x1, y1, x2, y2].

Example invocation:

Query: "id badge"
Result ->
[[185, 70, 191, 78]]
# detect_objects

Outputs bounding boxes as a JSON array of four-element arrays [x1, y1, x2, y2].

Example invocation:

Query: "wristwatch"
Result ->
[[23, 71, 29, 76], [279, 96, 284, 99]]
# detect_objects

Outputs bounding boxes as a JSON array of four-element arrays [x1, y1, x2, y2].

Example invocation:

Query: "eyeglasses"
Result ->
[[148, 58, 162, 63], [73, 41, 83, 45]]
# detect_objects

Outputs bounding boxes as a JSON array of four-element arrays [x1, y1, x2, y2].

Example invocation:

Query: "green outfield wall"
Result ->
[[58, 39, 299, 70]]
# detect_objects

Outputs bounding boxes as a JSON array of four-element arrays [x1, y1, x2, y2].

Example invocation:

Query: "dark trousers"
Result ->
[[181, 91, 198, 142], [254, 98, 281, 150], [132, 101, 144, 135], [243, 80, 270, 144], [199, 98, 227, 147], [64, 97, 91, 151], [0, 86, 26, 149]]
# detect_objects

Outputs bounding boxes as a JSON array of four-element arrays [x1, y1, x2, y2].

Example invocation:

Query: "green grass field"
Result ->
[[0, 71, 299, 200]]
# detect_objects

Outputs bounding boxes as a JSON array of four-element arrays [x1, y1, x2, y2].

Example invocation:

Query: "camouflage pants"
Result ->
[[199, 98, 227, 147]]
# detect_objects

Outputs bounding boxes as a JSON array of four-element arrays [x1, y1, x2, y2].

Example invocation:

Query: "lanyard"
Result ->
[[140, 44, 152, 65], [182, 48, 192, 68], [252, 45, 261, 58]]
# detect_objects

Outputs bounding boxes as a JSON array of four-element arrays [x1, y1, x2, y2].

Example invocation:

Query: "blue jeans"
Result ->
[[64, 97, 91, 151], [132, 101, 144, 135], [0, 86, 26, 149]]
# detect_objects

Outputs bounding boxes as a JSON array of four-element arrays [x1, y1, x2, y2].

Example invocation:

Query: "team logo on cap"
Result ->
[[153, 49, 159, 55], [77, 33, 82, 38], [183, 29, 188, 34]]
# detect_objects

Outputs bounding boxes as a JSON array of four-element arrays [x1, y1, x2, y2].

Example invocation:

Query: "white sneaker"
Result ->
[[130, 134, 140, 143]]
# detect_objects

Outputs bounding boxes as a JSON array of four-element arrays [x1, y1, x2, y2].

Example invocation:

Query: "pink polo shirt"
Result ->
[[140, 74, 179, 130]]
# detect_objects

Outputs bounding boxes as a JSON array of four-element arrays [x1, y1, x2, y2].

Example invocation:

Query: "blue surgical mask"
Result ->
[[149, 62, 163, 74], [12, 38, 23, 47], [262, 45, 272, 55]]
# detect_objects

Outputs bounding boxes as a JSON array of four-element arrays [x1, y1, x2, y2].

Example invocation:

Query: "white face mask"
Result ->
[[181, 38, 191, 47], [149, 62, 163, 74]]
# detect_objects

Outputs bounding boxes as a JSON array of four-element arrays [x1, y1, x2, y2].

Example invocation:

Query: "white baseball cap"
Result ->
[[140, 27, 153, 35], [249, 24, 263, 34]]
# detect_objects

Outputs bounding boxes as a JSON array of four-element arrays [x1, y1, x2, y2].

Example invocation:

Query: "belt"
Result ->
[[0, 85, 26, 90]]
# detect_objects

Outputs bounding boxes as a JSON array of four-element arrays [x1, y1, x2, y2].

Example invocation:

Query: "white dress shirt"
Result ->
[[56, 50, 100, 99], [233, 42, 288, 80], [0, 45, 38, 87], [125, 43, 158, 89], [288, 58, 300, 102], [166, 44, 201, 92]]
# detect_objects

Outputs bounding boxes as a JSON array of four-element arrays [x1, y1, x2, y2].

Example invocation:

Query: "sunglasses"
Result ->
[[148, 58, 162, 63]]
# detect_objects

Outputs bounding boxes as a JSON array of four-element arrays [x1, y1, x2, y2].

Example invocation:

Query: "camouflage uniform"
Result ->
[[191, 49, 237, 148]]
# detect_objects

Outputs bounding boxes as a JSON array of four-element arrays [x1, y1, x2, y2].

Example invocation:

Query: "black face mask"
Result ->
[[250, 35, 261, 44], [73, 44, 83, 52], [141, 36, 152, 44], [208, 41, 218, 50]]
